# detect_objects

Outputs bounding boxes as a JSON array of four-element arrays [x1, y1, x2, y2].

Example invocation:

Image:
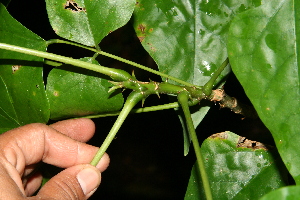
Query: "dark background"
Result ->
[[6, 1, 273, 199]]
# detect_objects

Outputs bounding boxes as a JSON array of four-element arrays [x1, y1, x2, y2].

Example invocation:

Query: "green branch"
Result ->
[[203, 58, 229, 96], [0, 43, 132, 81], [209, 89, 258, 118], [46, 39, 196, 87], [81, 100, 200, 118], [44, 59, 63, 67], [110, 79, 205, 100], [90, 91, 144, 166], [177, 91, 213, 200]]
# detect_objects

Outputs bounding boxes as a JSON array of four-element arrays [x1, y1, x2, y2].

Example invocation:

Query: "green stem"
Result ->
[[90, 91, 144, 166], [110, 80, 204, 100], [81, 100, 199, 119], [177, 91, 213, 200], [203, 58, 229, 96], [83, 102, 180, 118], [44, 59, 63, 67], [47, 39, 196, 87], [99, 51, 196, 87], [0, 43, 132, 81]]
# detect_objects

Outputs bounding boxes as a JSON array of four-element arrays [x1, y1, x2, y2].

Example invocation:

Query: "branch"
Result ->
[[209, 89, 258, 118], [90, 91, 144, 166], [0, 43, 132, 81], [46, 39, 197, 87], [177, 91, 213, 200]]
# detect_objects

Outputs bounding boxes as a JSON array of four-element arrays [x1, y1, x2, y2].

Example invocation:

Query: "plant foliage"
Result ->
[[228, 0, 300, 184], [0, 0, 298, 199]]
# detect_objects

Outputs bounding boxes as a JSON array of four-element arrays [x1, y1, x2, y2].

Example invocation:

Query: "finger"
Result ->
[[0, 123, 109, 171], [50, 118, 96, 142], [0, 122, 109, 199], [0, 165, 25, 198], [37, 164, 101, 200], [24, 153, 108, 196], [95, 153, 110, 172], [23, 171, 43, 196]]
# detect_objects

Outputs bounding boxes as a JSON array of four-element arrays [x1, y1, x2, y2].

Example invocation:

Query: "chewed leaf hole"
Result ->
[[12, 65, 21, 74], [237, 136, 268, 150], [64, 0, 86, 12], [209, 132, 228, 139], [209, 132, 269, 150]]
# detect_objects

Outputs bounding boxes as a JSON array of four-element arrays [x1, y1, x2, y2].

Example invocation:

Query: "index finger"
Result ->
[[49, 118, 96, 142], [0, 123, 108, 173]]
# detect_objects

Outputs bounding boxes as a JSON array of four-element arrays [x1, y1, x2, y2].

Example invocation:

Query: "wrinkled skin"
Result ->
[[0, 118, 109, 199]]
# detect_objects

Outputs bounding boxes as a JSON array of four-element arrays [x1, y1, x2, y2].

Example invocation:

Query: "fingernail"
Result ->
[[77, 167, 101, 196]]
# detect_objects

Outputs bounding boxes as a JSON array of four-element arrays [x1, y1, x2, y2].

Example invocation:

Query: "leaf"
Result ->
[[0, 3, 49, 133], [46, 57, 124, 120], [227, 0, 300, 183], [185, 132, 288, 200], [134, 0, 261, 86], [45, 0, 136, 46], [133, 0, 261, 154], [259, 186, 300, 200]]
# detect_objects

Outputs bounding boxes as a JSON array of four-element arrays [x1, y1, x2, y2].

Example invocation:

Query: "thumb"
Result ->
[[37, 164, 101, 199]]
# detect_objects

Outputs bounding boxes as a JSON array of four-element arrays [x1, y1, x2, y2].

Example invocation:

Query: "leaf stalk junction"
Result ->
[[0, 41, 255, 200]]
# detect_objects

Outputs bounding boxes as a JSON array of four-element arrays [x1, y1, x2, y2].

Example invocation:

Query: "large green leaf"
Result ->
[[46, 57, 124, 120], [227, 0, 300, 183], [0, 4, 49, 133], [133, 0, 261, 86], [259, 186, 300, 200], [185, 132, 288, 200], [133, 0, 261, 154], [45, 0, 136, 46]]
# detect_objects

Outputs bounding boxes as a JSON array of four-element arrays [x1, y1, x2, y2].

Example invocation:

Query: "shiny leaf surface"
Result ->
[[46, 57, 124, 120], [133, 0, 261, 86], [259, 186, 300, 200], [0, 4, 49, 133], [133, 0, 261, 154], [45, 0, 136, 46], [227, 0, 300, 183], [185, 132, 288, 200]]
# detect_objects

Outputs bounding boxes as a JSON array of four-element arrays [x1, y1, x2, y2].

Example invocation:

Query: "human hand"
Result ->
[[0, 118, 109, 199]]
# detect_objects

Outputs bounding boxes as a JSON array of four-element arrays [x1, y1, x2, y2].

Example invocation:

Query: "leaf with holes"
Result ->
[[45, 0, 136, 46], [46, 57, 124, 120], [185, 132, 288, 200], [228, 0, 300, 183], [0, 3, 49, 133], [133, 0, 261, 154]]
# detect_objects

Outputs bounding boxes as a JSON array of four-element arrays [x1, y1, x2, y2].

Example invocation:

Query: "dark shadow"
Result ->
[[0, 59, 44, 67]]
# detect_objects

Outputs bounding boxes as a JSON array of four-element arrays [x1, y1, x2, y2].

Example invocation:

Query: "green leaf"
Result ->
[[46, 57, 124, 120], [227, 0, 300, 183], [0, 4, 49, 133], [185, 132, 288, 200], [259, 186, 300, 200], [133, 0, 261, 154], [134, 0, 261, 86], [45, 0, 136, 46]]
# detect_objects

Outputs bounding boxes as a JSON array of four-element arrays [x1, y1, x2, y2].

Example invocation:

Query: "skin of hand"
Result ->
[[0, 118, 109, 199]]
